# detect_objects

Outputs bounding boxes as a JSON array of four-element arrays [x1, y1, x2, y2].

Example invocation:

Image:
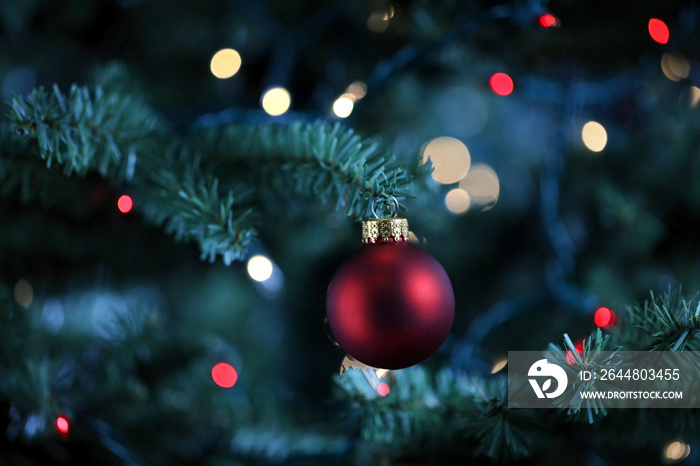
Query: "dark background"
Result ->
[[1, 0, 700, 464]]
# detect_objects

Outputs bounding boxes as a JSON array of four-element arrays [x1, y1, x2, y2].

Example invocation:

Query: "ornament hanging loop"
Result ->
[[363, 196, 407, 244], [371, 195, 400, 219]]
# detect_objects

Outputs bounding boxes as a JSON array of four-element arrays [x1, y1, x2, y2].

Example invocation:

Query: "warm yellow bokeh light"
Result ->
[[210, 49, 242, 79], [247, 255, 274, 282], [459, 163, 500, 208], [261, 87, 291, 116], [347, 81, 367, 99], [422, 137, 471, 184], [661, 53, 690, 82], [664, 441, 690, 461], [582, 121, 608, 152], [491, 358, 508, 374], [367, 10, 391, 32], [687, 86, 700, 108], [14, 279, 33, 308], [332, 95, 354, 118], [445, 188, 470, 214]]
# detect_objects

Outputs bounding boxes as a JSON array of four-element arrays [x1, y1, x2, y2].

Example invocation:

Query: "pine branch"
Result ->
[[196, 121, 413, 221], [6, 83, 414, 263], [0, 132, 92, 213], [5, 84, 255, 264], [545, 329, 617, 422], [543, 289, 700, 425], [333, 365, 548, 462], [613, 289, 700, 351], [333, 366, 454, 463], [1, 286, 245, 462], [8, 84, 164, 177], [448, 370, 551, 462], [135, 146, 257, 264]]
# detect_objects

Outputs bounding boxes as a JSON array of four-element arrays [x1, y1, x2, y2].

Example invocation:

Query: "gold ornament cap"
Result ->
[[362, 217, 409, 244]]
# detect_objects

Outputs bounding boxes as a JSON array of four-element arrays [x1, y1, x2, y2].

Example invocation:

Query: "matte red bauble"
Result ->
[[326, 217, 455, 369]]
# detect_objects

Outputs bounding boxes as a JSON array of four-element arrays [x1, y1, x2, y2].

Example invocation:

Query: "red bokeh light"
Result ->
[[117, 195, 133, 213], [376, 382, 390, 397], [594, 307, 617, 329], [566, 339, 584, 365], [211, 362, 238, 388], [489, 73, 514, 96], [648, 18, 669, 44], [538, 14, 557, 28], [56, 416, 69, 434]]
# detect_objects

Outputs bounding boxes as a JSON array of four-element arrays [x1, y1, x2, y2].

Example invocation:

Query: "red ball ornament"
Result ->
[[326, 217, 455, 369]]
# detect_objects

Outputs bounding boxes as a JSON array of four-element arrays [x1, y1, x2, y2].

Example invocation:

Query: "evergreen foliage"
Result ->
[[2, 0, 700, 464], [5, 84, 411, 264]]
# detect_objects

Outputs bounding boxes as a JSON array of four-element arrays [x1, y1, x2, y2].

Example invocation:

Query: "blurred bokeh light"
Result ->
[[247, 255, 274, 282], [210, 48, 242, 79], [581, 121, 607, 152], [261, 87, 291, 116], [445, 189, 470, 214], [422, 137, 471, 184], [459, 163, 500, 210]]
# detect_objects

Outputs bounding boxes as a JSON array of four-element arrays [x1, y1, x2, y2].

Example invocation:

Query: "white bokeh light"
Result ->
[[247, 255, 274, 282], [332, 95, 354, 118], [582, 121, 607, 152], [210, 49, 242, 79], [422, 137, 471, 184], [261, 87, 291, 116]]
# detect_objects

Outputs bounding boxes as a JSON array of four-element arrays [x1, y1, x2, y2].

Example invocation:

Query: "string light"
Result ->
[[339, 356, 392, 396], [648, 18, 669, 44], [367, 6, 394, 33], [56, 416, 70, 434], [459, 163, 500, 210], [581, 121, 607, 152], [664, 441, 691, 461], [421, 137, 471, 184], [683, 86, 700, 108], [489, 73, 513, 96], [444, 189, 470, 214], [594, 307, 617, 329], [211, 362, 238, 388], [347, 81, 367, 99], [565, 340, 584, 365], [261, 87, 291, 116], [13, 279, 33, 308], [332, 94, 354, 118], [661, 53, 690, 81], [376, 382, 390, 397], [538, 14, 559, 28], [247, 255, 274, 282], [117, 194, 133, 213], [210, 48, 242, 79]]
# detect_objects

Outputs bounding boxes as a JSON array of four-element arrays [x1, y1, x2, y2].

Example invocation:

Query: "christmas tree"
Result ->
[[2, 0, 700, 464]]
